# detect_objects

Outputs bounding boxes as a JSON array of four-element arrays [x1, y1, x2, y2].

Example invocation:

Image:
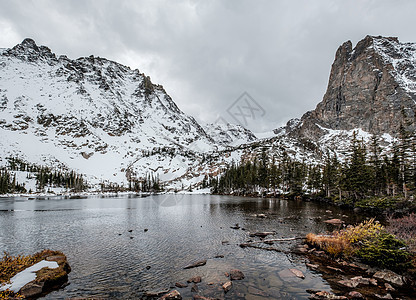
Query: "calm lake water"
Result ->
[[0, 194, 364, 299]]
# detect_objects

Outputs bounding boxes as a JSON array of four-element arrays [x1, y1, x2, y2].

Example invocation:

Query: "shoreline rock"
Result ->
[[0, 250, 71, 299]]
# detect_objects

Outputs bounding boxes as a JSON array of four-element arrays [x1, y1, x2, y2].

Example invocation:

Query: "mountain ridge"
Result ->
[[1, 35, 416, 192], [0, 38, 255, 189]]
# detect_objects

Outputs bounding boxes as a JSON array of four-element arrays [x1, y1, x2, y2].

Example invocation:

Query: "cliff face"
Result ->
[[294, 36, 416, 139]]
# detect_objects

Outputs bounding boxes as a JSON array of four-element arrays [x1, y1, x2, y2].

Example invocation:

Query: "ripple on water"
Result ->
[[0, 194, 362, 299]]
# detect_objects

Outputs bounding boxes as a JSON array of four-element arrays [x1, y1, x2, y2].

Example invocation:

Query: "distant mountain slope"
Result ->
[[0, 38, 255, 187]]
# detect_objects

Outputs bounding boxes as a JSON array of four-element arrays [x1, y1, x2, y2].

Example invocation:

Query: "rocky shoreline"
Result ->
[[291, 242, 416, 299]]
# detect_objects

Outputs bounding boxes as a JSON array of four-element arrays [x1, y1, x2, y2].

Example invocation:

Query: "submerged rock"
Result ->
[[191, 283, 199, 293], [229, 269, 245, 280], [222, 281, 232, 293], [183, 260, 207, 269], [144, 290, 170, 297], [324, 219, 344, 225], [249, 231, 275, 238], [175, 282, 188, 288], [289, 268, 305, 279], [187, 276, 202, 283], [384, 283, 395, 291]]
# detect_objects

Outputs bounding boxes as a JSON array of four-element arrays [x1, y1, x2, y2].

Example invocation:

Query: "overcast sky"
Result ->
[[1, 0, 416, 133]]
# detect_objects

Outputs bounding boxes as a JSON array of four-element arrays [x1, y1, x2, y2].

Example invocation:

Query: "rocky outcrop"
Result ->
[[373, 270, 405, 287], [288, 36, 416, 140]]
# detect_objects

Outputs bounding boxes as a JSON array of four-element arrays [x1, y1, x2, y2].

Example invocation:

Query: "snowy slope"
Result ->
[[203, 121, 257, 146], [372, 36, 416, 95], [0, 39, 255, 188]]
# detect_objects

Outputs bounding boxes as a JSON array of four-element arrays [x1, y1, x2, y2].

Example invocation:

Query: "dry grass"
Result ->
[[0, 250, 66, 299], [306, 233, 351, 257], [0, 253, 38, 285], [306, 219, 384, 258], [386, 213, 416, 252], [0, 290, 23, 300]]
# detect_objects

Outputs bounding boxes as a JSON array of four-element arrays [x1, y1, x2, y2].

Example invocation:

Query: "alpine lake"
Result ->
[[0, 194, 373, 299]]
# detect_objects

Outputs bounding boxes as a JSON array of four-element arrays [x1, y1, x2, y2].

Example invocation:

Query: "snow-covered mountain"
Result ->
[[203, 121, 257, 146], [2, 36, 416, 192], [0, 38, 255, 188]]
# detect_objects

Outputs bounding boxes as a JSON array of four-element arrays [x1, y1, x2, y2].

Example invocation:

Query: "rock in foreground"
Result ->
[[0, 250, 70, 299]]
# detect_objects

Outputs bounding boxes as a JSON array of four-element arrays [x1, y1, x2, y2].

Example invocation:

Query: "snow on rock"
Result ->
[[373, 36, 416, 94], [0, 260, 59, 293]]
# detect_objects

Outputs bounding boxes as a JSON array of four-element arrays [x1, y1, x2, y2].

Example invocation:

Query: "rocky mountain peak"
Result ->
[[20, 38, 39, 50], [287, 35, 416, 141], [4, 38, 57, 62]]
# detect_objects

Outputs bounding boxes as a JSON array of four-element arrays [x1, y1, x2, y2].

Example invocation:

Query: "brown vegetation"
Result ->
[[386, 213, 416, 252], [0, 250, 69, 299], [307, 219, 414, 272]]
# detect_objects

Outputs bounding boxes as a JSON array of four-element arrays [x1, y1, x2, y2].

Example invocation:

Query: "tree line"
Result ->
[[3, 156, 87, 193], [211, 127, 416, 205], [0, 168, 26, 194]]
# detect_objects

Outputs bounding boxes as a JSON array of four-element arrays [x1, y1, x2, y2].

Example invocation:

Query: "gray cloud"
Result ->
[[1, 0, 416, 132]]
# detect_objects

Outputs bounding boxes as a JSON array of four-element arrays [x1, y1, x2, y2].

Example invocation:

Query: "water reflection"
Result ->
[[0, 194, 365, 299]]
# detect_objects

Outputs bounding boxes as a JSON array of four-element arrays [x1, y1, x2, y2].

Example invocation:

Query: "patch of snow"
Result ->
[[373, 37, 416, 94], [253, 131, 276, 139], [0, 260, 59, 292]]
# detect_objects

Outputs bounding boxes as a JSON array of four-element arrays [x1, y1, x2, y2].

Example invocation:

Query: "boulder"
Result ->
[[338, 276, 377, 288], [230, 223, 240, 229], [193, 295, 215, 300], [327, 266, 344, 273], [373, 270, 405, 287], [229, 269, 245, 280]]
